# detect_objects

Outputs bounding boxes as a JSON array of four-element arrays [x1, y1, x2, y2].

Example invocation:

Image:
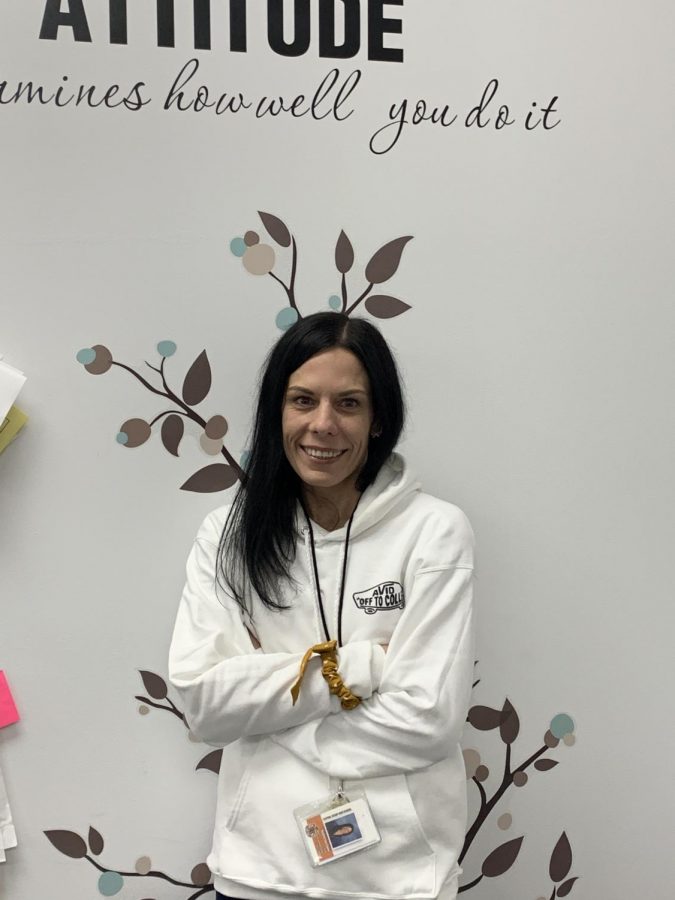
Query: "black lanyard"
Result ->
[[301, 496, 361, 648]]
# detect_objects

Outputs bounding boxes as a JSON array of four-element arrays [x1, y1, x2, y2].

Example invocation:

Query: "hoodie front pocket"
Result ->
[[219, 738, 261, 833], [364, 772, 434, 860], [325, 772, 436, 897]]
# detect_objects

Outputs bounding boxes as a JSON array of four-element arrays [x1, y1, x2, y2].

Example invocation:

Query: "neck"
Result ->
[[303, 484, 360, 531]]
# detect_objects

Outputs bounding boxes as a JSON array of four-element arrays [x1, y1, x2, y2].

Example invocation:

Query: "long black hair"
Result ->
[[217, 312, 405, 615]]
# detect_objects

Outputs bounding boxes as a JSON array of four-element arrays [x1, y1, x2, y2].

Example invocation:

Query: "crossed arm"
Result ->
[[168, 535, 386, 747], [169, 530, 475, 779]]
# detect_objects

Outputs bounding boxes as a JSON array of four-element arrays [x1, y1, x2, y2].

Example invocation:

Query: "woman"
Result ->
[[168, 312, 476, 900]]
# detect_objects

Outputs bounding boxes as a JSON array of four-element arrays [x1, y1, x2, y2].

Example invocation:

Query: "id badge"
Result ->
[[294, 788, 381, 867]]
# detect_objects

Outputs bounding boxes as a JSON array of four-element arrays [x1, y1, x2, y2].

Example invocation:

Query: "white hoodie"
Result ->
[[169, 454, 476, 900]]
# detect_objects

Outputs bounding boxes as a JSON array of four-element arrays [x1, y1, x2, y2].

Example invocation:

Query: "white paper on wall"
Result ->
[[0, 358, 26, 423], [0, 762, 16, 862]]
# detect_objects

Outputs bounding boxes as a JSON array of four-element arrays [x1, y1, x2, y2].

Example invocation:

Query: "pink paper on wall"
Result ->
[[0, 672, 19, 728]]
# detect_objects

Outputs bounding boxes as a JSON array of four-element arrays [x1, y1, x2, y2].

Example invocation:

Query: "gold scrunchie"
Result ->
[[290, 639, 362, 710]]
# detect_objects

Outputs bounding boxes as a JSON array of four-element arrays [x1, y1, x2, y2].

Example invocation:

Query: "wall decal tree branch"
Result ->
[[44, 826, 215, 896], [457, 699, 580, 894], [77, 214, 414, 492], [229, 212, 413, 328], [76, 342, 243, 493]]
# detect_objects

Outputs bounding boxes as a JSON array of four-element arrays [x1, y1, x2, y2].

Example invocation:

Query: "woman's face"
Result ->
[[282, 348, 374, 501]]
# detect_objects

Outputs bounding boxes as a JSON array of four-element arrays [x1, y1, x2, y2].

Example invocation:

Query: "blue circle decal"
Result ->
[[157, 340, 177, 357], [275, 308, 299, 331], [550, 714, 575, 739], [230, 237, 247, 257], [98, 871, 124, 896]]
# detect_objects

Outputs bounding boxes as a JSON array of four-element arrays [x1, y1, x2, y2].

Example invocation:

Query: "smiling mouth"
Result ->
[[301, 446, 346, 461]]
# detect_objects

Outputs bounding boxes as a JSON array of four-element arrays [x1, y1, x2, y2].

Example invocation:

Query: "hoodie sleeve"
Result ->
[[167, 513, 384, 748], [270, 510, 476, 779]]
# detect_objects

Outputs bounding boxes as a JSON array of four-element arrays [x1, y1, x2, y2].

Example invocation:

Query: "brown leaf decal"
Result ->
[[88, 826, 104, 855], [500, 698, 520, 744], [182, 350, 211, 407], [205, 415, 228, 439], [191, 862, 212, 886], [550, 831, 572, 882], [467, 704, 502, 730], [44, 830, 88, 858], [258, 211, 291, 248], [557, 876, 579, 897], [481, 836, 524, 878], [196, 749, 223, 774], [139, 670, 168, 700], [364, 235, 413, 284], [534, 758, 559, 771], [181, 464, 239, 493], [84, 344, 113, 375], [364, 295, 411, 319], [335, 230, 354, 274], [161, 415, 184, 457], [120, 418, 151, 448]]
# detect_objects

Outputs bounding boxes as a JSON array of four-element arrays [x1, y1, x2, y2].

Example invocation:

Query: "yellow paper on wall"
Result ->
[[0, 406, 28, 454]]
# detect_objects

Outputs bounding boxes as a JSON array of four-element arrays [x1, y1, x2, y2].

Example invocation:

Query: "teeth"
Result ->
[[304, 447, 343, 459]]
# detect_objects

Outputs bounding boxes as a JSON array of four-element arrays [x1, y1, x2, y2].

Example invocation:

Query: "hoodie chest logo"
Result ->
[[353, 582, 405, 615]]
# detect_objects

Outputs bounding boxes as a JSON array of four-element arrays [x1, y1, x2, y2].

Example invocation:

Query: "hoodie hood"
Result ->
[[309, 452, 421, 541]]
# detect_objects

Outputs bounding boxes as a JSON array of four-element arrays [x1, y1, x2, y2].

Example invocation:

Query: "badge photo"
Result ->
[[294, 789, 381, 867]]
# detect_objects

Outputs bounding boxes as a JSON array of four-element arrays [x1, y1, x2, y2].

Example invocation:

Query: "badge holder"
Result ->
[[294, 783, 381, 867]]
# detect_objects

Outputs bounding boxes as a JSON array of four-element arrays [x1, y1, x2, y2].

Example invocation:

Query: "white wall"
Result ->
[[1, 2, 674, 898]]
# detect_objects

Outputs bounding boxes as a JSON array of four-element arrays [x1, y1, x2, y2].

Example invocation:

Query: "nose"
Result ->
[[310, 399, 338, 435]]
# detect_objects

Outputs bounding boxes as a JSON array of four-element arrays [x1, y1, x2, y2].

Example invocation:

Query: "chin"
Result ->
[[299, 467, 347, 489], [293, 458, 353, 490]]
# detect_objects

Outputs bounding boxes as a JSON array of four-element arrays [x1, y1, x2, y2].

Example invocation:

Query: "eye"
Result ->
[[340, 397, 360, 409], [290, 395, 313, 407]]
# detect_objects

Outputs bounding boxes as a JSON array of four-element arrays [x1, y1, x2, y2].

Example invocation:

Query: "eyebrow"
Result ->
[[286, 386, 368, 397]]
